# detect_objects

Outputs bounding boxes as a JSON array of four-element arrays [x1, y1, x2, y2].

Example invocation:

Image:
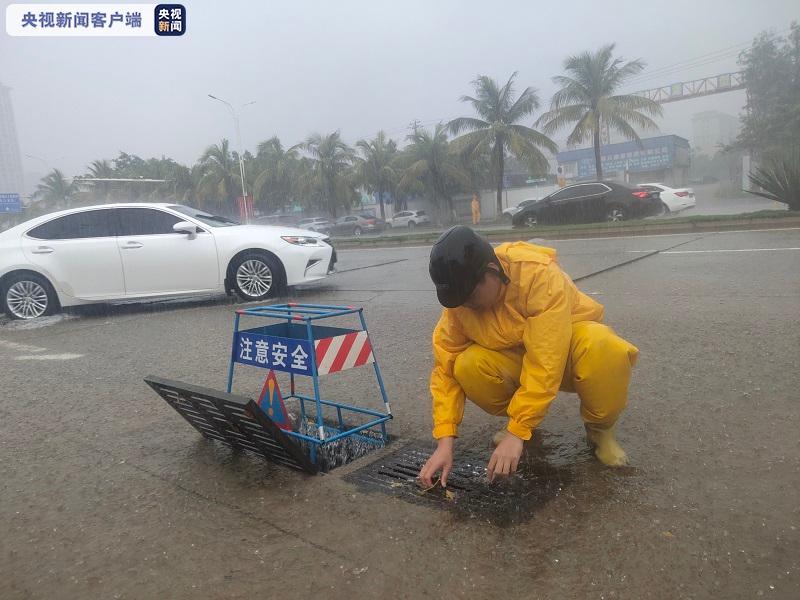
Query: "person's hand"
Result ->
[[487, 432, 524, 482], [419, 437, 454, 488]]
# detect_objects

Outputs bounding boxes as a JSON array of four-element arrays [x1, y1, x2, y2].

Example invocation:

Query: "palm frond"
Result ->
[[565, 110, 597, 147], [747, 149, 800, 210], [507, 124, 559, 155], [447, 117, 490, 136], [536, 104, 591, 135]]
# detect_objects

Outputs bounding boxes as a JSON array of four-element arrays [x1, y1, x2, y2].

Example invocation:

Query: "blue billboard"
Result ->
[[0, 193, 21, 213], [557, 135, 690, 179]]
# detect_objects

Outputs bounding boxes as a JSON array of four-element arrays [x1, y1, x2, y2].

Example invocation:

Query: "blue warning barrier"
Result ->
[[226, 303, 393, 467]]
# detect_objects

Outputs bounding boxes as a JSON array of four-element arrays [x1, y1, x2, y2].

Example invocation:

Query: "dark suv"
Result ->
[[512, 181, 661, 227]]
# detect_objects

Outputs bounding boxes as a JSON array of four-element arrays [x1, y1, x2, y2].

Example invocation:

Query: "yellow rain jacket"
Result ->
[[430, 241, 604, 440]]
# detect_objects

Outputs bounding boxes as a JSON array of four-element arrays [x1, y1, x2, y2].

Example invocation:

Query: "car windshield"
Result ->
[[168, 205, 240, 227]]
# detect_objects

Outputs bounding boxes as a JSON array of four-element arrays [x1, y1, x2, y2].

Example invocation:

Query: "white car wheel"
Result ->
[[233, 254, 281, 300], [3, 273, 58, 320]]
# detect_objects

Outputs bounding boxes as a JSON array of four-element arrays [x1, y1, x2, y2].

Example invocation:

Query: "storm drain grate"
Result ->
[[144, 375, 318, 474], [345, 441, 572, 526]]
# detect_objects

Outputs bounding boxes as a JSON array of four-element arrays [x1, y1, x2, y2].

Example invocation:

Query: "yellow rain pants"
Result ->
[[430, 242, 639, 440], [471, 199, 481, 225]]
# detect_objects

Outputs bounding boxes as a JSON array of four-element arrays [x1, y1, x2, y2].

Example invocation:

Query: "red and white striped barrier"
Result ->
[[314, 331, 374, 375]]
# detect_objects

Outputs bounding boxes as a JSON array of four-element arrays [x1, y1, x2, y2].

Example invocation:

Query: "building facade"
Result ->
[[0, 82, 24, 197], [556, 134, 691, 187], [691, 110, 740, 157]]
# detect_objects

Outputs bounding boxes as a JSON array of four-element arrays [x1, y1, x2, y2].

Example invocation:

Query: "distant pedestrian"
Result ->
[[471, 194, 481, 225]]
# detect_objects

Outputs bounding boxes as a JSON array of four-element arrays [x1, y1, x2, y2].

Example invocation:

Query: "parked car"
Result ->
[[512, 181, 662, 227], [296, 217, 332, 234], [502, 198, 538, 221], [331, 213, 386, 237], [386, 210, 430, 230], [253, 213, 299, 227], [0, 203, 336, 320], [638, 183, 696, 214]]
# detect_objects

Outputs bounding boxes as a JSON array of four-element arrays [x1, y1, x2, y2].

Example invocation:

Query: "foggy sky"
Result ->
[[2, 0, 799, 185]]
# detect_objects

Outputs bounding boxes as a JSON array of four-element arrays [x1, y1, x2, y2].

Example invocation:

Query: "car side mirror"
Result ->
[[173, 221, 198, 239]]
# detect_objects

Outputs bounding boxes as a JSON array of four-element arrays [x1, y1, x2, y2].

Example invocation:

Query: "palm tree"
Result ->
[[86, 159, 115, 201], [449, 72, 558, 214], [296, 131, 355, 218], [396, 124, 468, 224], [537, 44, 663, 180], [34, 169, 77, 209], [252, 136, 299, 213], [747, 147, 800, 211], [197, 139, 240, 213], [355, 131, 397, 220]]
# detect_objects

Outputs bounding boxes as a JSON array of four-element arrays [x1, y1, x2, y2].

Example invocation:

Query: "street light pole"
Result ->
[[208, 94, 255, 220], [25, 154, 56, 172]]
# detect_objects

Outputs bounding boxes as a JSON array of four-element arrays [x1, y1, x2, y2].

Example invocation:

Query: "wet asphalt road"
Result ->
[[1, 227, 799, 599]]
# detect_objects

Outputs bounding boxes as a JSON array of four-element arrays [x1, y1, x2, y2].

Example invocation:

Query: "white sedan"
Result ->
[[386, 210, 430, 230], [638, 183, 696, 214], [0, 203, 335, 319]]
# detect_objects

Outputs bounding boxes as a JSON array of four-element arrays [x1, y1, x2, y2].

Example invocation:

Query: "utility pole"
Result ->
[[208, 94, 256, 220]]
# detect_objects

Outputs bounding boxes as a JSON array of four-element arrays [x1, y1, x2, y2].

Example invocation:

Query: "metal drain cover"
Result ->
[[144, 375, 318, 474], [345, 441, 573, 526]]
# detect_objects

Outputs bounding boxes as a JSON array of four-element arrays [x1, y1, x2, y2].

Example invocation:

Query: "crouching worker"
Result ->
[[418, 226, 639, 486]]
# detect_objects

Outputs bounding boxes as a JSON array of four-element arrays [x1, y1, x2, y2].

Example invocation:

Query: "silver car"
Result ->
[[297, 217, 332, 234], [386, 210, 430, 230]]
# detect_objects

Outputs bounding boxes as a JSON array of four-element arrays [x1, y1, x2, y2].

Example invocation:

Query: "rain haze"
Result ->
[[2, 0, 799, 184], [2, 2, 800, 598]]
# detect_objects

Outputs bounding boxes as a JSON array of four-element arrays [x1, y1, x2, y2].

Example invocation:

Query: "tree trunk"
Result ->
[[378, 183, 385, 220], [327, 178, 336, 219], [496, 142, 504, 215], [445, 196, 455, 224], [594, 118, 603, 181]]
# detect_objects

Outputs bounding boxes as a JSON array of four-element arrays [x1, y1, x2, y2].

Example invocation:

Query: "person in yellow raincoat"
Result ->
[[471, 194, 481, 225], [419, 226, 638, 486]]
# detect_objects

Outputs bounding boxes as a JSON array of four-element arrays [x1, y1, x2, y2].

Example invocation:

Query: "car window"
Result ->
[[27, 209, 116, 240], [417, 211, 426, 216], [550, 187, 579, 200], [168, 205, 239, 227], [639, 185, 658, 192], [346, 216, 356, 222], [583, 184, 609, 195], [118, 208, 183, 236]]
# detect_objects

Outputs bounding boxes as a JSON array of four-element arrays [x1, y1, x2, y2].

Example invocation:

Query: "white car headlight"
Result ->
[[281, 235, 321, 246]]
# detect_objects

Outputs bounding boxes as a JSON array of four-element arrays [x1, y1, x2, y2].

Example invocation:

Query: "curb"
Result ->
[[332, 215, 800, 248]]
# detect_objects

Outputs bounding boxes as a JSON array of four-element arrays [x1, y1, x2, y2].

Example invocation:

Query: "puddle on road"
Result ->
[[0, 313, 78, 331], [345, 430, 638, 526]]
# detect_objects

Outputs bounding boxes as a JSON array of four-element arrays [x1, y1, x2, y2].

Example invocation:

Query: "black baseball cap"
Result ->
[[429, 226, 503, 308]]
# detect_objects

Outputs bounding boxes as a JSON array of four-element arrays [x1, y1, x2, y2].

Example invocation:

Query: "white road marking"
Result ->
[[664, 247, 800, 254], [549, 227, 800, 243], [15, 353, 84, 361], [625, 247, 800, 254], [0, 340, 47, 353]]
